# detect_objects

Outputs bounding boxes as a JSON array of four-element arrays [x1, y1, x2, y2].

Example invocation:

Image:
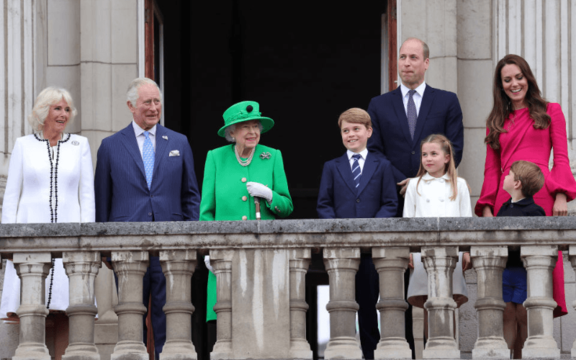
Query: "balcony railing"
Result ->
[[1, 217, 575, 360]]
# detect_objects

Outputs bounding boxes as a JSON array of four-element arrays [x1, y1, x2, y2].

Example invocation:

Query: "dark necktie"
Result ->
[[352, 154, 362, 191], [407, 90, 417, 139]]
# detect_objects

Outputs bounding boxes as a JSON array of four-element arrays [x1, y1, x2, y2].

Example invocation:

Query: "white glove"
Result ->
[[204, 255, 214, 273], [246, 182, 273, 202]]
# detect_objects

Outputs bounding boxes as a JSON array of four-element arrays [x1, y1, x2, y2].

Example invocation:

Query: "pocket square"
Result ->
[[169, 150, 180, 157]]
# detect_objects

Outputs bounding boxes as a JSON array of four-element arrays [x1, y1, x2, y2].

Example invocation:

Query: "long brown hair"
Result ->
[[416, 134, 458, 201], [485, 54, 550, 150]]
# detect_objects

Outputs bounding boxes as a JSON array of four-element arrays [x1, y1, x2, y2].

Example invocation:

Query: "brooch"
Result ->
[[260, 152, 271, 160], [71, 141, 80, 146]]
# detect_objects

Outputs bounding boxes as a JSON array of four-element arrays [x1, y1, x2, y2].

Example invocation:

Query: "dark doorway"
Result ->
[[157, 0, 387, 220], [154, 1, 389, 359]]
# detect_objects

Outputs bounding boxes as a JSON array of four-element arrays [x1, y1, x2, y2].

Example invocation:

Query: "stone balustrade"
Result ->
[[2, 217, 576, 360]]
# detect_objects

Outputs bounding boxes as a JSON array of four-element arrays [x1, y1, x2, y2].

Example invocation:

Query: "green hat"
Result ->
[[218, 101, 275, 138]]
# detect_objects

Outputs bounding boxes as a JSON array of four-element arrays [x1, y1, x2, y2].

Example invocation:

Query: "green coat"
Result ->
[[201, 143, 293, 320]]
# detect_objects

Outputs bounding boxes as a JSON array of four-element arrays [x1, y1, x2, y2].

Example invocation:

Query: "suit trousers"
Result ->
[[142, 256, 167, 359], [356, 254, 415, 360], [356, 254, 381, 360]]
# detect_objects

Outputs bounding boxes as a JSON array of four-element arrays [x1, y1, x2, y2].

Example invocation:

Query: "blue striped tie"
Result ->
[[352, 154, 362, 191], [143, 131, 154, 189]]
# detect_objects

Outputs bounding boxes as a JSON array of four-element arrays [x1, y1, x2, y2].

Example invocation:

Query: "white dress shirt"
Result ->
[[347, 148, 369, 173], [132, 120, 157, 157], [400, 82, 427, 116]]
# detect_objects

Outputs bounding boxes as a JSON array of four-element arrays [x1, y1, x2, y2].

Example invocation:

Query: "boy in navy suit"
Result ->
[[497, 160, 545, 359], [317, 108, 398, 359]]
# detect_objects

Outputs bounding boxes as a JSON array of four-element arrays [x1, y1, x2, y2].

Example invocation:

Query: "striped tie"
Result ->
[[352, 154, 362, 191], [143, 131, 154, 189]]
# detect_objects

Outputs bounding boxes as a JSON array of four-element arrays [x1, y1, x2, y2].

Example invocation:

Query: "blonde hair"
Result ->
[[28, 87, 77, 132], [338, 108, 372, 129], [416, 134, 458, 201]]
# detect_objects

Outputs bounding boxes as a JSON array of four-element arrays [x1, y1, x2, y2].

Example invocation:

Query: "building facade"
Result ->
[[1, 0, 576, 359]]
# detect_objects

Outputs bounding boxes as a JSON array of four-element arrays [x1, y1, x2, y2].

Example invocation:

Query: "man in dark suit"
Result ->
[[367, 38, 464, 358], [368, 37, 464, 205], [317, 108, 398, 360], [94, 77, 201, 358]]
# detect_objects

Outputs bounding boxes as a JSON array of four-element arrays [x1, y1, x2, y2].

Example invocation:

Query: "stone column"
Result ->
[[323, 248, 362, 360], [521, 246, 560, 359], [288, 249, 312, 359], [568, 245, 576, 359], [12, 252, 52, 360], [470, 246, 509, 359], [111, 251, 149, 360], [210, 250, 235, 360], [421, 246, 460, 359], [62, 252, 102, 360], [372, 247, 411, 360], [159, 249, 197, 360]]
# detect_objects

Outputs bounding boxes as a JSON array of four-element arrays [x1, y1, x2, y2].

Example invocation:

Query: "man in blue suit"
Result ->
[[317, 108, 397, 360], [367, 37, 464, 358], [94, 77, 201, 358], [368, 37, 464, 213]]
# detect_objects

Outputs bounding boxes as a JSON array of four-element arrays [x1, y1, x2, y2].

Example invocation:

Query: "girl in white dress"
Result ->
[[0, 87, 95, 354], [403, 134, 472, 335]]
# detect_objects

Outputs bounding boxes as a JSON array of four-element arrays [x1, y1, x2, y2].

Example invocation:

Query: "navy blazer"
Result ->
[[95, 123, 200, 222], [367, 85, 464, 182], [317, 151, 398, 219]]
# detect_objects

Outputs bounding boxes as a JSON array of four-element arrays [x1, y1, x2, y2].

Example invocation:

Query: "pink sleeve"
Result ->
[[547, 103, 576, 201], [475, 128, 502, 216]]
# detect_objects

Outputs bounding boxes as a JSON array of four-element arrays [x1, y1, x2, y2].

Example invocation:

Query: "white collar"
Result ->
[[422, 172, 450, 182], [347, 148, 369, 161], [400, 82, 427, 98], [132, 120, 157, 137]]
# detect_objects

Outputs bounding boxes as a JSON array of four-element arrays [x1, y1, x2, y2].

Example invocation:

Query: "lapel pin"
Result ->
[[260, 152, 271, 160], [162, 135, 168, 140]]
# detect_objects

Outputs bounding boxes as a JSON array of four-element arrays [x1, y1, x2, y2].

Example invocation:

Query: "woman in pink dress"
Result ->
[[476, 54, 576, 357]]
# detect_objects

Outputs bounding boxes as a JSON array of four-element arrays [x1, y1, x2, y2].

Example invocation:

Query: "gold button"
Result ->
[[242, 216, 247, 220], [241, 177, 247, 183], [242, 196, 247, 201]]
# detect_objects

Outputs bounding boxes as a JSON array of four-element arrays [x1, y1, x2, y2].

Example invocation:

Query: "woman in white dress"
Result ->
[[0, 87, 95, 351]]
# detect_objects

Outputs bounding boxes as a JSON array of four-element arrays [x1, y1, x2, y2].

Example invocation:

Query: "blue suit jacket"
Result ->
[[367, 85, 464, 182], [317, 151, 398, 219], [95, 123, 200, 222]]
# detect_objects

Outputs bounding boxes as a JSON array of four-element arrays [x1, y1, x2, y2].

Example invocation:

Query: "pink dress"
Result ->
[[476, 103, 576, 317]]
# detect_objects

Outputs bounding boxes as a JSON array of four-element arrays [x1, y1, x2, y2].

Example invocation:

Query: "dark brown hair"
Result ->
[[338, 108, 372, 129], [509, 160, 545, 198], [485, 54, 550, 150], [416, 134, 458, 201]]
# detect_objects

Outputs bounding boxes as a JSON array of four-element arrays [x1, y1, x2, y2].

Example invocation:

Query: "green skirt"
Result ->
[[207, 270, 217, 321]]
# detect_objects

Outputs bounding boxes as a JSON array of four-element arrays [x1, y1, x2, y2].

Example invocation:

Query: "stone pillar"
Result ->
[[372, 247, 411, 359], [323, 248, 362, 360], [288, 249, 312, 359], [521, 246, 560, 359], [62, 252, 101, 360], [111, 251, 149, 360], [421, 246, 460, 359], [159, 249, 197, 360], [569, 245, 576, 359], [210, 250, 234, 360], [470, 246, 509, 359], [12, 252, 52, 360]]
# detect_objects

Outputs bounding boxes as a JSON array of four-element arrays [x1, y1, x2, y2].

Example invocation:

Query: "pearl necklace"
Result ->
[[235, 146, 255, 167]]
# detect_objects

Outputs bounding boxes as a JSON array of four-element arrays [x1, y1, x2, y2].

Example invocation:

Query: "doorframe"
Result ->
[[137, 0, 165, 125]]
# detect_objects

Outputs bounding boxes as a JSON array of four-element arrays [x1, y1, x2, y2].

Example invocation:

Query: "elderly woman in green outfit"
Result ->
[[200, 101, 294, 324]]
